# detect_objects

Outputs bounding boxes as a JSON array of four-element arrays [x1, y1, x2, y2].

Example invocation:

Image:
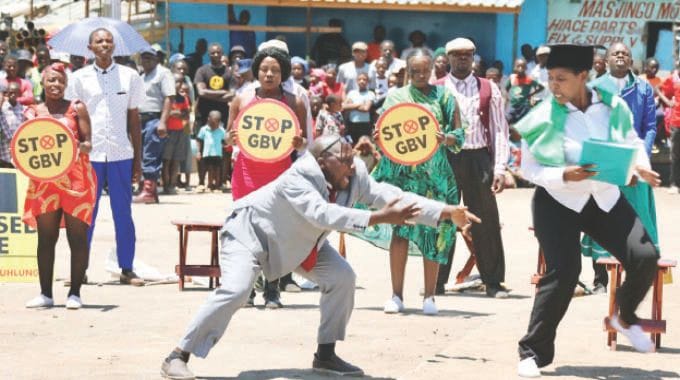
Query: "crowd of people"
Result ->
[[0, 17, 676, 380]]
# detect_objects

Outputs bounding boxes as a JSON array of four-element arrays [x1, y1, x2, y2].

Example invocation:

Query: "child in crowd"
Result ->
[[309, 68, 327, 98], [196, 110, 226, 192], [373, 57, 389, 99], [344, 72, 375, 145], [161, 73, 191, 194], [315, 94, 345, 138], [323, 64, 345, 100], [505, 58, 543, 124], [310, 96, 323, 136], [0, 80, 25, 168], [291, 56, 309, 89], [353, 135, 381, 173], [178, 81, 194, 190]]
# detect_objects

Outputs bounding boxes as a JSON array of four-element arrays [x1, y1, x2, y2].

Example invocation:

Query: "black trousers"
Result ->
[[518, 187, 659, 367], [439, 148, 505, 285], [671, 127, 680, 187]]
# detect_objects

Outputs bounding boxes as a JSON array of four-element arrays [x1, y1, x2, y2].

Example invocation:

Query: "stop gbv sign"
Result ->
[[376, 103, 441, 166], [233, 98, 301, 163], [10, 117, 77, 181]]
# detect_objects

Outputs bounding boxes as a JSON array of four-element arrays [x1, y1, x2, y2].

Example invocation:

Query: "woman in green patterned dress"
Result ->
[[376, 49, 466, 315]]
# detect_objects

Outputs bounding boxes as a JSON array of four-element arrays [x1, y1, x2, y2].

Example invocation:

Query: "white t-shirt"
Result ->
[[346, 89, 376, 123], [337, 61, 370, 94]]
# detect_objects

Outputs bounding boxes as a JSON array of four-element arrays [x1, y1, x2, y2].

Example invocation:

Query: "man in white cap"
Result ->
[[434, 37, 510, 298], [529, 45, 551, 102], [258, 39, 314, 142], [337, 41, 370, 93]]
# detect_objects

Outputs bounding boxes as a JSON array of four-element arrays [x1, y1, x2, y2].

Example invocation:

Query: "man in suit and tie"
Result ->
[[160, 134, 480, 380]]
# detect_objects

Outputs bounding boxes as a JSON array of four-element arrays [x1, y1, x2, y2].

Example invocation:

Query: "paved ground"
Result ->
[[1, 187, 679, 380]]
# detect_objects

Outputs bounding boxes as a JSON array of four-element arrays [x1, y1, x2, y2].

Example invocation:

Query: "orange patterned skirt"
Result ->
[[23, 153, 97, 228]]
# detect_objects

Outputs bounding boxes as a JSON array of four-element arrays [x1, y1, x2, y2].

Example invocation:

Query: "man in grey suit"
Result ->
[[161, 135, 480, 379]]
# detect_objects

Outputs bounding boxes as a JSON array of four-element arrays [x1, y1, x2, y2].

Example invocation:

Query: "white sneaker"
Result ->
[[383, 295, 405, 314], [668, 185, 679, 194], [66, 295, 82, 310], [25, 294, 54, 308], [609, 315, 654, 353], [517, 357, 541, 377], [422, 296, 438, 315]]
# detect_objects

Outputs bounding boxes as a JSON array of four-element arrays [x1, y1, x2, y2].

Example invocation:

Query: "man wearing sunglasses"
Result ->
[[161, 134, 480, 380]]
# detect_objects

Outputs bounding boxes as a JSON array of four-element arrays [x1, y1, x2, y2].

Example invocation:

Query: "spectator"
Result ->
[[70, 55, 86, 72], [520, 43, 536, 73], [660, 59, 680, 194], [316, 94, 345, 137], [343, 72, 374, 144], [291, 56, 309, 89], [66, 28, 146, 286], [134, 47, 175, 204], [485, 67, 502, 86], [185, 38, 208, 80], [0, 79, 24, 168], [310, 95, 323, 134], [437, 38, 510, 298], [337, 42, 370, 94], [505, 58, 543, 124], [194, 43, 234, 192], [529, 45, 550, 102], [367, 25, 387, 62], [0, 41, 7, 73], [309, 68, 327, 98], [373, 57, 390, 100], [232, 58, 256, 95], [591, 52, 607, 80], [640, 57, 667, 146], [353, 135, 380, 172], [161, 73, 191, 195], [3, 55, 34, 105], [172, 59, 195, 105], [311, 19, 351, 66], [429, 48, 449, 84], [229, 45, 247, 63], [197, 110, 226, 191], [323, 64, 345, 100], [400, 30, 433, 60], [228, 5, 256, 58], [369, 40, 406, 83]]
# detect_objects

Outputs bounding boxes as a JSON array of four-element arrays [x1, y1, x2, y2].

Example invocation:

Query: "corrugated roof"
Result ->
[[171, 0, 524, 13]]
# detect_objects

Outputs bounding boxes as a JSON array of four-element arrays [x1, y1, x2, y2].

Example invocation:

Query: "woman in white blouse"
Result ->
[[514, 44, 661, 378]]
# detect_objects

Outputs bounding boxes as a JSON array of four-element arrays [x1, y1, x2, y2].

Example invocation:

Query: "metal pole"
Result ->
[[85, 0, 90, 18], [165, 0, 170, 54], [29, 0, 34, 19], [305, 6, 311, 59], [512, 12, 518, 64]]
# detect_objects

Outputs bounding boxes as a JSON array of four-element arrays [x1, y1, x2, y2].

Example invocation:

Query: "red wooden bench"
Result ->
[[171, 220, 222, 291], [597, 256, 676, 351]]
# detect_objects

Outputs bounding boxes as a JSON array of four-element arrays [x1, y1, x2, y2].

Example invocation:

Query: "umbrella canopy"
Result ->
[[48, 17, 150, 58]]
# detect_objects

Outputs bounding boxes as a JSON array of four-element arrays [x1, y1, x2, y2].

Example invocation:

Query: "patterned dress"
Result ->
[[360, 85, 465, 264], [22, 101, 97, 228]]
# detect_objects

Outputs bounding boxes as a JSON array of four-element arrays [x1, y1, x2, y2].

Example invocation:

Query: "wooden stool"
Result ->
[[598, 256, 677, 351], [338, 227, 476, 284], [529, 227, 546, 292], [171, 220, 223, 291]]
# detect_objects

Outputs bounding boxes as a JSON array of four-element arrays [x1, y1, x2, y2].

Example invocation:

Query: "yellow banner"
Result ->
[[11, 117, 77, 181], [0, 169, 38, 282], [376, 103, 441, 166], [234, 99, 300, 162]]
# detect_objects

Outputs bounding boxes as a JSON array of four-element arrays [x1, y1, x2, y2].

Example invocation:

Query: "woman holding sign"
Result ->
[[226, 46, 306, 308], [22, 63, 96, 310], [373, 49, 465, 315], [514, 44, 661, 377]]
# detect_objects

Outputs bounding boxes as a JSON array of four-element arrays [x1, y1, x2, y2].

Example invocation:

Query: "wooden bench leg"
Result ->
[[211, 230, 220, 289], [651, 268, 664, 350], [339, 232, 346, 258], [178, 226, 186, 291], [606, 263, 621, 351]]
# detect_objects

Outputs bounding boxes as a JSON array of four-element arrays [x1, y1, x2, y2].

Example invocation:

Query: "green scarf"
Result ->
[[515, 78, 633, 166]]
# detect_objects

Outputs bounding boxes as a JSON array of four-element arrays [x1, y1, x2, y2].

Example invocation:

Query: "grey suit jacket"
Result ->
[[224, 152, 446, 279]]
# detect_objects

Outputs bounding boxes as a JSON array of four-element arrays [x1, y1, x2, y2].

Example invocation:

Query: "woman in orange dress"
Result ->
[[23, 63, 96, 310]]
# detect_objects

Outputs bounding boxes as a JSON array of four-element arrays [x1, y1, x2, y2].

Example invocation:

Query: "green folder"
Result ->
[[578, 139, 637, 186]]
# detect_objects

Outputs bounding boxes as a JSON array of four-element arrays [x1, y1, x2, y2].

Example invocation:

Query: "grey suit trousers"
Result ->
[[178, 234, 356, 358]]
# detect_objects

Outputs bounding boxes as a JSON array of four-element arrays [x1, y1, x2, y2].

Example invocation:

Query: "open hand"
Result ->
[[563, 164, 597, 182], [636, 166, 661, 187]]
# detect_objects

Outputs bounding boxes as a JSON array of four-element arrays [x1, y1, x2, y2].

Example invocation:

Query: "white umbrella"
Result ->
[[47, 17, 150, 58]]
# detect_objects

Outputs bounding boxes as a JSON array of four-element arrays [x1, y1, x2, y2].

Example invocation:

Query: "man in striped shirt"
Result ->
[[435, 37, 510, 298]]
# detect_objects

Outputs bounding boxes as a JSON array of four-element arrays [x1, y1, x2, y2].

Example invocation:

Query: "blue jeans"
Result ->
[[87, 159, 136, 270], [141, 118, 166, 180]]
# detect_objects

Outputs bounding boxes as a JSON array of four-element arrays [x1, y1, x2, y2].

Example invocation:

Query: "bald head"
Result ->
[[309, 134, 343, 158]]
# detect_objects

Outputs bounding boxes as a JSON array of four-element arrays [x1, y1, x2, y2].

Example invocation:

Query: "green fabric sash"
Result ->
[[515, 78, 634, 166]]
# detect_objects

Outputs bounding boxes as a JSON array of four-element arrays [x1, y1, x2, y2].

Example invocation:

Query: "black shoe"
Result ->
[[264, 296, 283, 309], [313, 353, 364, 377], [486, 284, 509, 298], [244, 296, 255, 308]]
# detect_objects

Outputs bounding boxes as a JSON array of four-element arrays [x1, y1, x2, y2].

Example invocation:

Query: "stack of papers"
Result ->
[[579, 139, 637, 186]]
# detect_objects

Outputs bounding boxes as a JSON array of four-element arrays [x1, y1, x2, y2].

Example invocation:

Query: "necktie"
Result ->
[[300, 188, 337, 272]]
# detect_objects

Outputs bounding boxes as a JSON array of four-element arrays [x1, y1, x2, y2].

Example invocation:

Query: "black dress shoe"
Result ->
[[313, 353, 364, 376], [486, 284, 509, 298]]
